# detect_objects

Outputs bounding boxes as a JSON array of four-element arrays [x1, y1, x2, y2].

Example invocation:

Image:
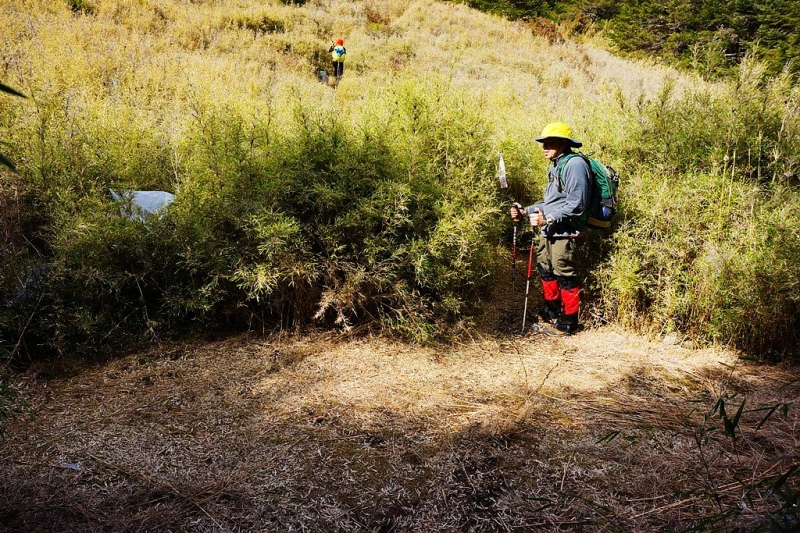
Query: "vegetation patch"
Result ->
[[1, 0, 798, 361]]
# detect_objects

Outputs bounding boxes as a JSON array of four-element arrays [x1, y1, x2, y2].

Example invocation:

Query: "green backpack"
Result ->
[[557, 153, 620, 229]]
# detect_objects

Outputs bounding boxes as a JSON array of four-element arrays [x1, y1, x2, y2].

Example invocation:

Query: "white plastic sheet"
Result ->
[[110, 189, 175, 221]]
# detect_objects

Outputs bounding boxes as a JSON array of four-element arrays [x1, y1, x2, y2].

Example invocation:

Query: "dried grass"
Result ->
[[2, 328, 798, 531]]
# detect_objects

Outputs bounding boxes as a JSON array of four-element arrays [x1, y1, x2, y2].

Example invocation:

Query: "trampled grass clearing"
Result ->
[[2, 330, 798, 531]]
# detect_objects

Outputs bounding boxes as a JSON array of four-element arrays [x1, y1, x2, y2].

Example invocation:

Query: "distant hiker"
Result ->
[[329, 38, 346, 81], [510, 122, 592, 336]]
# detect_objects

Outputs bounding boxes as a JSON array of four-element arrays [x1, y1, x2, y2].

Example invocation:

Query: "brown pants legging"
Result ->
[[536, 235, 579, 279], [536, 234, 582, 319]]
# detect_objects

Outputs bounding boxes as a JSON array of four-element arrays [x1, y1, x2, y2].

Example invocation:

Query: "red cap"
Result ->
[[336, 39, 344, 45]]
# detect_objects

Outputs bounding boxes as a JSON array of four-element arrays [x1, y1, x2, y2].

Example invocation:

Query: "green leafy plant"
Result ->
[[687, 376, 799, 530], [0, 83, 26, 170]]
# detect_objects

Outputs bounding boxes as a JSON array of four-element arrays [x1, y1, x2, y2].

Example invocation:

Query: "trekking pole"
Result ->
[[521, 213, 537, 333], [498, 153, 518, 286], [511, 221, 518, 288]]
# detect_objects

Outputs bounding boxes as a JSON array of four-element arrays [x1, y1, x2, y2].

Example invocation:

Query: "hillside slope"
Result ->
[[0, 0, 735, 349], [1, 1, 799, 530]]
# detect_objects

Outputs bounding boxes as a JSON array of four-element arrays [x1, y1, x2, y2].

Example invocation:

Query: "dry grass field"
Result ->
[[2, 327, 799, 531]]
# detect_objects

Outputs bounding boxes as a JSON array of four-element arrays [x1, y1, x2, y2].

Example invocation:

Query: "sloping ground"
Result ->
[[1, 329, 798, 532]]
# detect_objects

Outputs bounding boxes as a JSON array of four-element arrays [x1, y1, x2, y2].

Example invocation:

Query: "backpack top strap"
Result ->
[[554, 152, 587, 191]]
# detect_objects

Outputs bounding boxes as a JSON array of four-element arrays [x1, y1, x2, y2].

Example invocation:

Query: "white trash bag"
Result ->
[[109, 189, 175, 221]]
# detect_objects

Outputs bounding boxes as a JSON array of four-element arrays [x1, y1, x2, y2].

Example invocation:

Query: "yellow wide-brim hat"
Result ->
[[534, 122, 582, 148]]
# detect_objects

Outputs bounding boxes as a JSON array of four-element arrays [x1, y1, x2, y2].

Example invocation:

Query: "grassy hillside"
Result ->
[[0, 0, 798, 359]]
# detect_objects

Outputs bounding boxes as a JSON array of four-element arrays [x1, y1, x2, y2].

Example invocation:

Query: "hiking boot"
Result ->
[[553, 313, 579, 336], [526, 322, 546, 335], [538, 322, 574, 337], [539, 313, 579, 337], [538, 300, 561, 323]]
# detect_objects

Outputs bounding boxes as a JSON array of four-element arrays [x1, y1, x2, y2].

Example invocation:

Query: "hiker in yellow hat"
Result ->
[[510, 122, 592, 336]]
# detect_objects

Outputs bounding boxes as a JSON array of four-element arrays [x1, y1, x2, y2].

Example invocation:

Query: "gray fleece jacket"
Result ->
[[524, 150, 591, 238]]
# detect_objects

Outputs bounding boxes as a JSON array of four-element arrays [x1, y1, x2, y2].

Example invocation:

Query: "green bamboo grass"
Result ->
[[0, 0, 797, 357]]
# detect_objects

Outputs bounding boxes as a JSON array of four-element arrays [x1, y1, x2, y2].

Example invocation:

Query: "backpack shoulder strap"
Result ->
[[555, 152, 589, 189]]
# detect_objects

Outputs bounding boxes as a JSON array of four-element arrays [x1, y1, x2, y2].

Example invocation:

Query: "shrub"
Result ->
[[595, 65, 800, 357], [7, 75, 505, 351]]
